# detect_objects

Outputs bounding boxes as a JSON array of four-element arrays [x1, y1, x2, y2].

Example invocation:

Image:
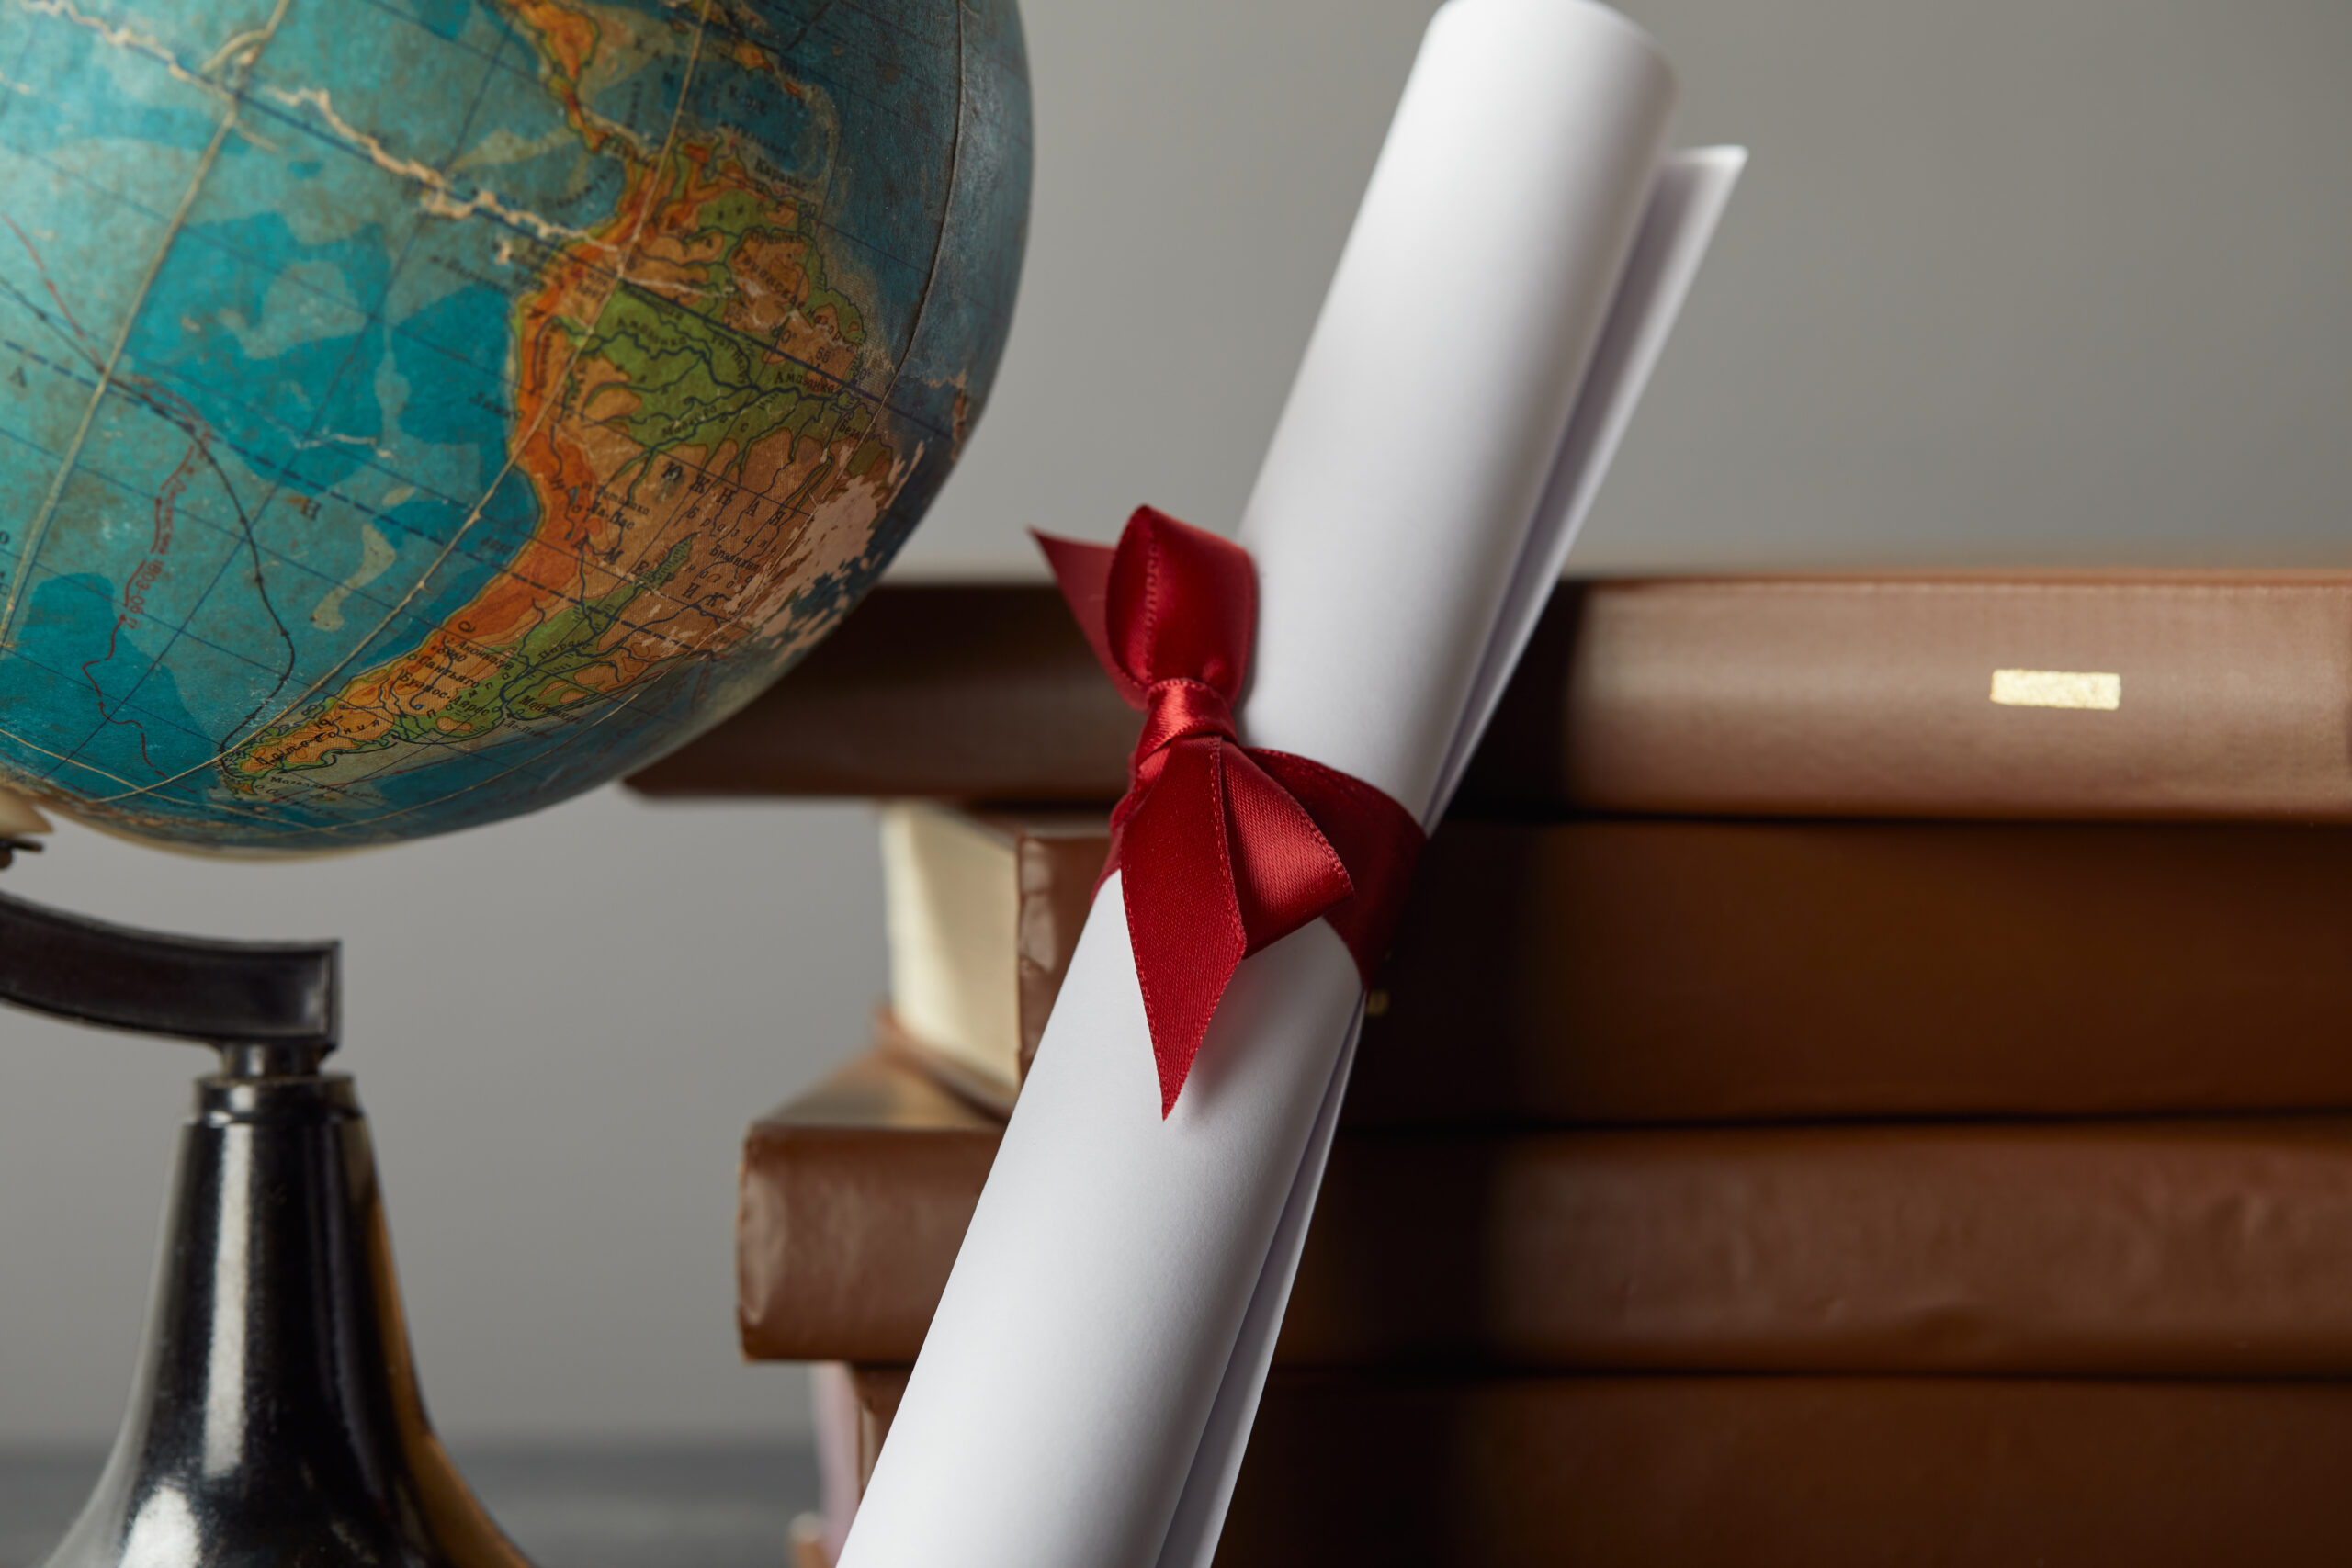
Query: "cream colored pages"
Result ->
[[841, 5, 1697, 1563]]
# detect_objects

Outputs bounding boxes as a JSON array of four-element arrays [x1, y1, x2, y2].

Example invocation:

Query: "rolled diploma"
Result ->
[[1156, 145, 1747, 1568], [842, 5, 1677, 1563]]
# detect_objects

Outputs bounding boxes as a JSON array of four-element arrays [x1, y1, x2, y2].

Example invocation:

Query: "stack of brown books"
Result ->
[[633, 573, 2352, 1566]]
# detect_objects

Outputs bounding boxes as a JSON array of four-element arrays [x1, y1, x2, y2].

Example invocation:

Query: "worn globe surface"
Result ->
[[0, 0, 1027, 851]]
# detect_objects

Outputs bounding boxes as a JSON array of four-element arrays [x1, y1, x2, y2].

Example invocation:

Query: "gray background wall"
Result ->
[[3, 0, 2347, 1445]]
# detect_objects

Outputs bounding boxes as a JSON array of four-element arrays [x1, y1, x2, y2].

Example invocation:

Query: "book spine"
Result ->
[[1222, 1373, 2352, 1567], [628, 585, 1134, 802], [632, 576, 2352, 819], [737, 1121, 996, 1365], [1465, 575, 2352, 821], [891, 814, 2352, 1123], [1352, 817, 2352, 1124], [834, 1367, 2352, 1567], [741, 1112, 2352, 1374], [1013, 830, 1109, 1077]]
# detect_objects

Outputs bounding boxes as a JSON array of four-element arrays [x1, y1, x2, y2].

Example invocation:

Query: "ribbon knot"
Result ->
[[1135, 679, 1238, 774], [1036, 507, 1426, 1115]]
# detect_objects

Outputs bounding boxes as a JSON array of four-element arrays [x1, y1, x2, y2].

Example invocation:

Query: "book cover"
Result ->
[[863, 807, 2352, 1124], [631, 573, 2352, 821], [825, 1365, 2352, 1568], [741, 1052, 2352, 1377]]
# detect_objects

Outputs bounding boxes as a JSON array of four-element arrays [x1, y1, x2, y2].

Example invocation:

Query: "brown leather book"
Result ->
[[1234, 1373, 2352, 1567], [633, 583, 1136, 803], [854, 804, 2352, 1123], [629, 573, 2352, 820], [831, 1366, 2352, 1568], [740, 1051, 2352, 1376], [735, 1049, 1001, 1369], [1352, 814, 2352, 1124]]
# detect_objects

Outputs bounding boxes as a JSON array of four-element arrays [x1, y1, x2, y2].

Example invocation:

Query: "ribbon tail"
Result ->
[[1252, 749, 1426, 985], [1219, 748, 1353, 956], [1119, 740, 1249, 1115]]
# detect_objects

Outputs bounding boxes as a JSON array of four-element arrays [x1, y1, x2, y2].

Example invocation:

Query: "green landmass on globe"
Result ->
[[0, 0, 1029, 851]]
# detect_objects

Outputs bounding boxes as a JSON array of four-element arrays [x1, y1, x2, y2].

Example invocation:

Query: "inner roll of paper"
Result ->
[[1238, 0, 1672, 818], [842, 4, 1682, 1564]]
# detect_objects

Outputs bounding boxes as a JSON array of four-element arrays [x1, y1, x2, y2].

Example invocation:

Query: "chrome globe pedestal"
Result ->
[[0, 888, 532, 1567], [40, 1049, 529, 1568]]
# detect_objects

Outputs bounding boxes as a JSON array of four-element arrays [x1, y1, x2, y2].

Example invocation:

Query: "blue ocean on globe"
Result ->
[[0, 0, 1028, 851]]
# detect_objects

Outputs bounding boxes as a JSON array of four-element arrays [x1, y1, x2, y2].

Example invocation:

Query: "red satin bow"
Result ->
[[1036, 507, 1425, 1115]]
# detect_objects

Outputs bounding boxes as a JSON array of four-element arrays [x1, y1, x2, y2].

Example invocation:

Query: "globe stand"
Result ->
[[0, 887, 532, 1566]]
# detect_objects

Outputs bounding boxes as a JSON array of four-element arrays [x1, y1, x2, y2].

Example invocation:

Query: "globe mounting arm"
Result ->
[[0, 887, 337, 1066]]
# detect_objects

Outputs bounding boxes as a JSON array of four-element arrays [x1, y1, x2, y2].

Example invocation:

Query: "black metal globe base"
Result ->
[[0, 886, 532, 1566]]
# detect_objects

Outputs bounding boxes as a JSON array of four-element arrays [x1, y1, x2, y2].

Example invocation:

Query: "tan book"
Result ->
[[876, 803, 1105, 1105]]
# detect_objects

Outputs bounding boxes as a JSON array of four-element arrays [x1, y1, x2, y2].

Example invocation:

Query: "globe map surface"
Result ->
[[0, 0, 1028, 851]]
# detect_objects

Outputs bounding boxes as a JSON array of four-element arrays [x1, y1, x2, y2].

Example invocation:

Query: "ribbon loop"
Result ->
[[1036, 507, 1427, 1114]]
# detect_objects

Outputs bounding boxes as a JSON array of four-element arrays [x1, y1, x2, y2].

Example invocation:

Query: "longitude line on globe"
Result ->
[[83, 28, 517, 771], [867, 0, 962, 468], [9, 300, 744, 747], [76, 6, 521, 748], [9, 20, 931, 660], [38, 0, 514, 834], [0, 0, 299, 654], [76, 0, 722, 817], [0, 321, 575, 754], [2, 22, 537, 826], [356, 0, 536, 78]]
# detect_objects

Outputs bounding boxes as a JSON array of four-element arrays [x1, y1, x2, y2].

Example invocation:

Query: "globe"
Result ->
[[0, 0, 1028, 852]]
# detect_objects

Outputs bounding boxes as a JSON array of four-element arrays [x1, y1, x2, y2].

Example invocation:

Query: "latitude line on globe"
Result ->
[[80, 0, 724, 813], [6, 107, 955, 586], [0, 322, 729, 762], [0, 344, 448, 676], [203, 631, 678, 836], [0, 668, 325, 830], [226, 61, 964, 387], [0, 264, 778, 756], [0, 705, 352, 839], [0, 215, 369, 792], [6, 0, 752, 789], [0, 714, 194, 799], [204, 657, 676, 841], [175, 0, 729, 784], [0, 0, 1026, 852], [83, 13, 532, 772], [22, 130, 528, 809], [0, 62, 814, 832], [7, 114, 966, 459], [0, 0, 297, 656]]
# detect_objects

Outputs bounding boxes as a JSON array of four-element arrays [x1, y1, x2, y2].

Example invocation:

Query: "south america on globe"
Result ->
[[0, 0, 1028, 851]]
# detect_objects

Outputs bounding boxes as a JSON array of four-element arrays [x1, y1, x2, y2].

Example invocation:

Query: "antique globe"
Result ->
[[0, 0, 1029, 852]]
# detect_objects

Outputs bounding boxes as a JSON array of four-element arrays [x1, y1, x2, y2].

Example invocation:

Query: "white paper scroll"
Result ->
[[841, 4, 1741, 1563], [1156, 144, 1746, 1568]]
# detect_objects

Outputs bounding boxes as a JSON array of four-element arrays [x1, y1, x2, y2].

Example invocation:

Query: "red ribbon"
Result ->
[[1036, 507, 1426, 1115]]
